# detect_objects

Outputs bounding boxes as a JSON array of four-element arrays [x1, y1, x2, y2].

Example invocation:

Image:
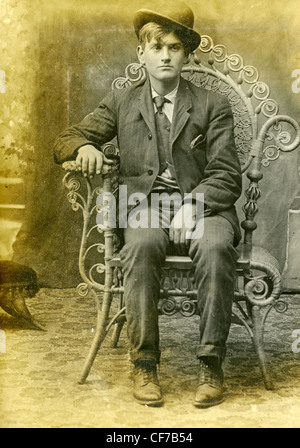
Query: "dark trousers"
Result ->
[[120, 197, 238, 364]]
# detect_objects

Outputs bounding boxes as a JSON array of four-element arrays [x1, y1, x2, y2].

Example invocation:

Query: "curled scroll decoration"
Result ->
[[250, 82, 270, 102], [111, 63, 146, 89], [88, 263, 106, 286], [158, 267, 198, 317], [244, 261, 282, 307], [191, 35, 299, 170], [62, 166, 108, 293], [160, 297, 177, 316], [63, 172, 86, 212], [241, 65, 259, 85], [180, 299, 197, 317], [76, 282, 90, 298], [255, 116, 300, 166], [159, 296, 198, 317], [274, 299, 289, 313]]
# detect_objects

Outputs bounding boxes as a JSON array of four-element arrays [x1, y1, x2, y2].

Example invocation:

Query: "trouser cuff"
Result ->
[[130, 349, 161, 365], [196, 344, 227, 362]]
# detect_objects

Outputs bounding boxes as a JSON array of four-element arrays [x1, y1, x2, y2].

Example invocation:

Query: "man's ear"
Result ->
[[137, 45, 145, 66]]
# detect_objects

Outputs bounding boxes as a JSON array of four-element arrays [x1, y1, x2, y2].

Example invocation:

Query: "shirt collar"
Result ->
[[151, 81, 180, 104]]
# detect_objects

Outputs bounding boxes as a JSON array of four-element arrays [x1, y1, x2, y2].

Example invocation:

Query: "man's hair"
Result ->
[[138, 22, 191, 56]]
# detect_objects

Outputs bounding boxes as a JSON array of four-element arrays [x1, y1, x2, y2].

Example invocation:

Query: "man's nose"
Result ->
[[161, 47, 171, 61]]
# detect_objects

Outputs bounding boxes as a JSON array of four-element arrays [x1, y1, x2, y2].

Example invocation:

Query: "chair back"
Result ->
[[111, 34, 300, 245]]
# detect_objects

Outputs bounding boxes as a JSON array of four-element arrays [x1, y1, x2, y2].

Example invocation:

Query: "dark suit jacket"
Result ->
[[54, 76, 242, 244]]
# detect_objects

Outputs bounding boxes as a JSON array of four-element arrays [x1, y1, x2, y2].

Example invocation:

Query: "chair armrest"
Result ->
[[62, 159, 118, 177]]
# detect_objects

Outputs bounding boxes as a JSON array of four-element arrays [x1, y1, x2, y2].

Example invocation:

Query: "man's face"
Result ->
[[137, 32, 187, 85]]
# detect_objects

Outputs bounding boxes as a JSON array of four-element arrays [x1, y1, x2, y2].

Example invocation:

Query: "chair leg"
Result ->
[[78, 291, 112, 384], [251, 305, 274, 390], [110, 316, 126, 348]]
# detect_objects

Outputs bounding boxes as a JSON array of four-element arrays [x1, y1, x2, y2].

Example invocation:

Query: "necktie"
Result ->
[[153, 96, 175, 177], [154, 95, 169, 114]]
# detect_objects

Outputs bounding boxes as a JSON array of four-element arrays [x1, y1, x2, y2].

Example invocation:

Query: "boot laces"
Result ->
[[135, 362, 158, 385], [198, 358, 223, 388]]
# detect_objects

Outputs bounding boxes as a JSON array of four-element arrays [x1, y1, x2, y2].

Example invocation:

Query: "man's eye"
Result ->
[[151, 43, 161, 50]]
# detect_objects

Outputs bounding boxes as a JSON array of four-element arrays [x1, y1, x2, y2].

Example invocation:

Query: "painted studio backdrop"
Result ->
[[1, 0, 299, 288]]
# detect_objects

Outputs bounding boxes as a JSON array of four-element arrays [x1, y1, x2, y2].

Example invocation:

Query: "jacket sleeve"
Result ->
[[53, 90, 117, 164], [191, 91, 242, 213]]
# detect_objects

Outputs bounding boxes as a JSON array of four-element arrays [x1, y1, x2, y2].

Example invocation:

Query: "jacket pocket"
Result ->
[[185, 133, 206, 154]]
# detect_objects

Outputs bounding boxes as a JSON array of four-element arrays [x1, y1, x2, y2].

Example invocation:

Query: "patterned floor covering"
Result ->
[[0, 288, 300, 428]]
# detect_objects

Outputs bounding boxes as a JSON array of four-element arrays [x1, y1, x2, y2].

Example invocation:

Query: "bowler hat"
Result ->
[[133, 1, 201, 51]]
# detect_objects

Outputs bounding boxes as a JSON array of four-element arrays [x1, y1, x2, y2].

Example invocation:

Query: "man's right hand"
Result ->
[[75, 145, 113, 178]]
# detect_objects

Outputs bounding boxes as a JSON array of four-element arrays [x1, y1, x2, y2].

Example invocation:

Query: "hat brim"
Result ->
[[133, 9, 201, 52]]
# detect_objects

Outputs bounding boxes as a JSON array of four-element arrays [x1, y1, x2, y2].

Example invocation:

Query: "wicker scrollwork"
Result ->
[[191, 35, 300, 174], [244, 261, 282, 307], [62, 162, 118, 293], [160, 297, 177, 315], [158, 296, 198, 317], [274, 299, 289, 313], [76, 282, 90, 297], [111, 63, 146, 89], [180, 299, 197, 317], [63, 172, 86, 212], [261, 117, 300, 166]]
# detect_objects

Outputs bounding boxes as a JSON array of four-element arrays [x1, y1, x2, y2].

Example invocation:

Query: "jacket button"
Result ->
[[148, 134, 152, 140], [148, 169, 153, 175]]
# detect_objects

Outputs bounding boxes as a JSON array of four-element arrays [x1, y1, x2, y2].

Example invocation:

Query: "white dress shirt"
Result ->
[[151, 83, 179, 123]]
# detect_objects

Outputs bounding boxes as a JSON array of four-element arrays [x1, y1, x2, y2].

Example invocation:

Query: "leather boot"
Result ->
[[193, 357, 224, 408], [132, 360, 164, 407]]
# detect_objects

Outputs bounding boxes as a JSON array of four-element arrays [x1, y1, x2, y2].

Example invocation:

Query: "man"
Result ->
[[54, 1, 242, 408]]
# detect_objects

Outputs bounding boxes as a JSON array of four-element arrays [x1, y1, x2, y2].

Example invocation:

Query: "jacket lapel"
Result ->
[[170, 77, 192, 146], [137, 77, 156, 138]]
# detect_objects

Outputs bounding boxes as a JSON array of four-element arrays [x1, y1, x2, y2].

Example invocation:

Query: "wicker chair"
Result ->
[[62, 35, 300, 389]]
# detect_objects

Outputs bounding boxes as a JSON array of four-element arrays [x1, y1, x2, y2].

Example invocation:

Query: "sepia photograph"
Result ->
[[0, 0, 300, 430]]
